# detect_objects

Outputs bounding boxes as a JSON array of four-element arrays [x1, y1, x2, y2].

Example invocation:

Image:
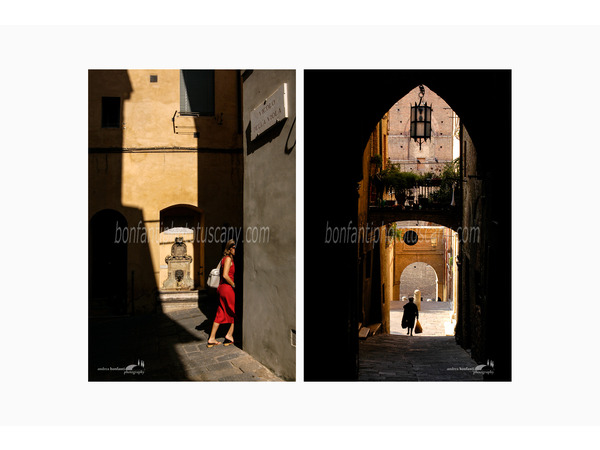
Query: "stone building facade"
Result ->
[[394, 225, 457, 304]]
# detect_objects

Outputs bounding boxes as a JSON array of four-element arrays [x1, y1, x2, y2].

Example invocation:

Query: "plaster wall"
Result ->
[[89, 70, 241, 150], [89, 69, 243, 314], [241, 70, 296, 380]]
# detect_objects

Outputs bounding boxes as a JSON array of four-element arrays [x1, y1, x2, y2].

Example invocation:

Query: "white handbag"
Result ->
[[207, 260, 222, 288]]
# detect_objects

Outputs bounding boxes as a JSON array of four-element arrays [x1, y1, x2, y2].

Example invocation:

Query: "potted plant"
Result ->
[[430, 158, 460, 206], [380, 166, 420, 209]]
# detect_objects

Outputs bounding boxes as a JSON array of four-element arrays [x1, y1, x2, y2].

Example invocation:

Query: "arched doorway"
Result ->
[[89, 209, 128, 316], [391, 261, 455, 337], [159, 204, 204, 289], [400, 262, 438, 301]]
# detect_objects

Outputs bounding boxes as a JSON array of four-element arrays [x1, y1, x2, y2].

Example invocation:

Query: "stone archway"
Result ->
[[89, 209, 128, 316], [399, 262, 439, 302], [393, 226, 449, 302]]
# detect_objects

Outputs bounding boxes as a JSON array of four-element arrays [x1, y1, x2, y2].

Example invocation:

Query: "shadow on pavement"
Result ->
[[89, 310, 201, 381]]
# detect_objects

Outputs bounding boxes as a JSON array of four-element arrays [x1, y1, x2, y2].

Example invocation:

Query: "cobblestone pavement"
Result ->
[[359, 300, 483, 381], [89, 303, 282, 381]]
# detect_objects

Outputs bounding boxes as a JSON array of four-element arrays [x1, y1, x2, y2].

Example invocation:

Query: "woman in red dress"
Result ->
[[207, 239, 236, 347]]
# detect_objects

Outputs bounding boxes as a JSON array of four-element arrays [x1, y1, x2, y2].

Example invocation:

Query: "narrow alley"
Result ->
[[359, 300, 484, 381]]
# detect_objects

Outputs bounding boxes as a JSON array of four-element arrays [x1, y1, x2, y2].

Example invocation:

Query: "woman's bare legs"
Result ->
[[225, 323, 234, 343], [208, 322, 221, 345]]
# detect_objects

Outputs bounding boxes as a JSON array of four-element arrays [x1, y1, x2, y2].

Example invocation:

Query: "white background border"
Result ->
[[1, 2, 599, 444]]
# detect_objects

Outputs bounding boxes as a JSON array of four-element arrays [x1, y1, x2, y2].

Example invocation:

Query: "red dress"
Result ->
[[215, 257, 235, 324]]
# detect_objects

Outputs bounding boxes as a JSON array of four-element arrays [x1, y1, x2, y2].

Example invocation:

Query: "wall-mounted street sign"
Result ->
[[250, 83, 288, 141]]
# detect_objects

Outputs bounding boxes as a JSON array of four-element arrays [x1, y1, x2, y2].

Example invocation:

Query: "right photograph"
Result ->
[[304, 70, 511, 381]]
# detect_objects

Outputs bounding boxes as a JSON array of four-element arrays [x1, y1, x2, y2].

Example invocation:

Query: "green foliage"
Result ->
[[430, 158, 460, 204], [380, 165, 420, 195], [386, 223, 404, 245], [370, 154, 383, 170]]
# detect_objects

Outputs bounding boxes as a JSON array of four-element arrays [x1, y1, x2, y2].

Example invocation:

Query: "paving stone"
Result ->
[[253, 367, 282, 381], [89, 307, 282, 381], [218, 373, 261, 382], [181, 343, 202, 354], [215, 352, 243, 363], [359, 333, 483, 382], [193, 361, 237, 374]]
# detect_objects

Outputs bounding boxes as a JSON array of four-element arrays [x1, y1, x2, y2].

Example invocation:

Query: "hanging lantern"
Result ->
[[410, 85, 432, 149], [410, 103, 432, 140]]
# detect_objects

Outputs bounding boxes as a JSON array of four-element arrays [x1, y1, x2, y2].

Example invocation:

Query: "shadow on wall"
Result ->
[[88, 69, 157, 318], [89, 69, 208, 381]]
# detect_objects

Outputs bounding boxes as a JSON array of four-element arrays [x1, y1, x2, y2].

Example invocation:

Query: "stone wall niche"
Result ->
[[157, 228, 199, 312], [162, 237, 193, 290]]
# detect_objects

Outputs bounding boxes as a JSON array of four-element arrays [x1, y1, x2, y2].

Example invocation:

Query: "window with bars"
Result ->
[[180, 70, 215, 116]]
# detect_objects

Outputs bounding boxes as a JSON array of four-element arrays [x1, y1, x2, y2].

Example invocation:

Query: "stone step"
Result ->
[[368, 323, 382, 336], [358, 327, 370, 339]]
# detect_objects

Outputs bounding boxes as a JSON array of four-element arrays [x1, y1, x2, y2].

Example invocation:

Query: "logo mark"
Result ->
[[474, 360, 495, 375], [124, 359, 145, 375]]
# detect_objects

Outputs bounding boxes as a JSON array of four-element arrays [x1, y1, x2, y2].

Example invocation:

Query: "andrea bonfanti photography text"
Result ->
[[97, 360, 145, 375], [447, 360, 495, 375], [114, 222, 271, 245], [324, 221, 481, 244]]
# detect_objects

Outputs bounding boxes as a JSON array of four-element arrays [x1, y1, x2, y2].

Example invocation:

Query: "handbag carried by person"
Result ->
[[414, 320, 423, 334], [206, 259, 222, 288]]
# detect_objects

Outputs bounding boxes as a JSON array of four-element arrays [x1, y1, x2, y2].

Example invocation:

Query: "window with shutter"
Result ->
[[180, 70, 215, 116]]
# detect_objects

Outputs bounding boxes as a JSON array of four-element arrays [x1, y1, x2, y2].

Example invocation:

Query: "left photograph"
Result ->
[[88, 69, 296, 381]]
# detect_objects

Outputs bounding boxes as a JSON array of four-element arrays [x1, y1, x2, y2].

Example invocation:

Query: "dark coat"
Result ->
[[402, 302, 419, 329]]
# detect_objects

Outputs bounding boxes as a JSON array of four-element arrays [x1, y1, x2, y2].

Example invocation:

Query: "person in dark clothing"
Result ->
[[402, 297, 419, 336]]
